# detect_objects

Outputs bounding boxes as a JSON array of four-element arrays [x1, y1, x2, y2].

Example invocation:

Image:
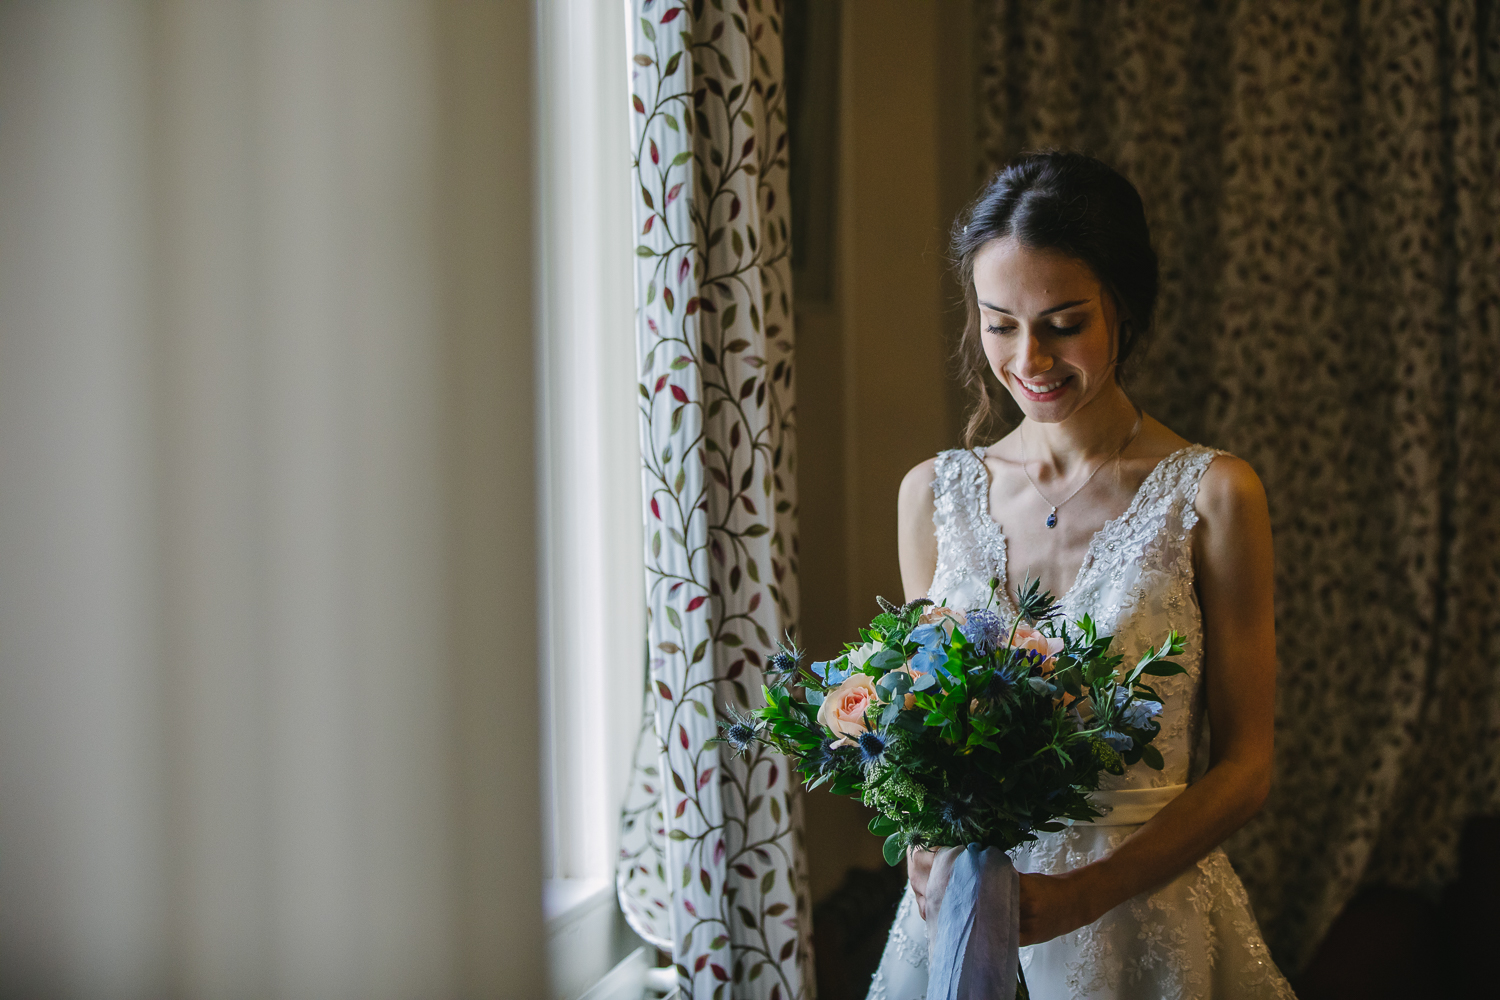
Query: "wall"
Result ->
[[0, 2, 544, 995], [795, 0, 981, 905]]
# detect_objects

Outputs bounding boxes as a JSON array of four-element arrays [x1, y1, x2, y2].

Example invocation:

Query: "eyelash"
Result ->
[[984, 323, 1083, 336]]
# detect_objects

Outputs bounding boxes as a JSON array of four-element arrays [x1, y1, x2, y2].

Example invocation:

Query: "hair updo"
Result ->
[[951, 151, 1158, 448]]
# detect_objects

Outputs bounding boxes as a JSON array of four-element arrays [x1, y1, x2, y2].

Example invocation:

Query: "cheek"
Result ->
[[1069, 325, 1116, 374], [980, 335, 1010, 378]]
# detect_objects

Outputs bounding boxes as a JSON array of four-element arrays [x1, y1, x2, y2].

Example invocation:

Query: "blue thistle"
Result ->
[[938, 793, 982, 841], [768, 633, 805, 678], [857, 729, 890, 768], [810, 736, 848, 775], [985, 665, 1018, 699], [716, 704, 763, 756]]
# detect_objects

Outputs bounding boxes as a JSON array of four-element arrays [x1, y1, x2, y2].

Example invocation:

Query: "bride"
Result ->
[[866, 152, 1296, 999]]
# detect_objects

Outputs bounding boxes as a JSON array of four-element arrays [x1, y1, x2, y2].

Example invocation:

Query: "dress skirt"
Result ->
[[867, 820, 1296, 1000]]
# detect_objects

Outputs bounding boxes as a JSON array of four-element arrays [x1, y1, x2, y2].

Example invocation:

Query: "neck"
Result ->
[[1022, 381, 1139, 472]]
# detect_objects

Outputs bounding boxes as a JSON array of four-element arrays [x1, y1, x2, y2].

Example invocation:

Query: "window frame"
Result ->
[[534, 0, 647, 995]]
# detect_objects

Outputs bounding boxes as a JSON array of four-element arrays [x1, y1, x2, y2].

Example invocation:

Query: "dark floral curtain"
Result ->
[[974, 0, 1499, 971]]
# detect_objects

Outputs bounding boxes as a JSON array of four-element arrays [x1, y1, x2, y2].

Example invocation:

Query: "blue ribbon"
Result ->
[[926, 844, 1020, 1000]]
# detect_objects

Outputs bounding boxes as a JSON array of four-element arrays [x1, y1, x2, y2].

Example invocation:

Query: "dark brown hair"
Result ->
[[952, 151, 1158, 447]]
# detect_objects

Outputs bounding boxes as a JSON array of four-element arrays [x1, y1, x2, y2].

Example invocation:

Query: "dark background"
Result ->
[[784, 2, 1500, 997]]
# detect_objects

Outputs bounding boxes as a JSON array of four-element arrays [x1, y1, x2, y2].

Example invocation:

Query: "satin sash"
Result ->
[[1066, 782, 1188, 827]]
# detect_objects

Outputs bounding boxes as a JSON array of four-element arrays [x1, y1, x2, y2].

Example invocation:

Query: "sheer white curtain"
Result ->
[[0, 2, 542, 997]]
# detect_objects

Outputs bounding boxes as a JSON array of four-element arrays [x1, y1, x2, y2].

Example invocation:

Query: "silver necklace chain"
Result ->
[[1021, 407, 1144, 529]]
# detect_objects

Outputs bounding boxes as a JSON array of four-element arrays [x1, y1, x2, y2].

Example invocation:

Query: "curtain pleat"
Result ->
[[615, 2, 811, 997], [976, 0, 1500, 972]]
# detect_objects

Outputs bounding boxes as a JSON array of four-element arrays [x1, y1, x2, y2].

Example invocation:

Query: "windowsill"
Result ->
[[545, 877, 646, 1000], [543, 876, 615, 932]]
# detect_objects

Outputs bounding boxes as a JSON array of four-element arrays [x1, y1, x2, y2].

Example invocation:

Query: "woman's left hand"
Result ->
[[1017, 871, 1095, 945]]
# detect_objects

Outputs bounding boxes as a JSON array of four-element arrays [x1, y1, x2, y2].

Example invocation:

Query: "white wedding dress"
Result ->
[[867, 444, 1296, 1000]]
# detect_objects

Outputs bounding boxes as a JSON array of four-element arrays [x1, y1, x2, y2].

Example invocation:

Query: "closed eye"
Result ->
[[984, 322, 1083, 335]]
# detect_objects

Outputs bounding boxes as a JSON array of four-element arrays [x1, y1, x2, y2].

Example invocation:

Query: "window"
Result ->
[[535, 0, 648, 997]]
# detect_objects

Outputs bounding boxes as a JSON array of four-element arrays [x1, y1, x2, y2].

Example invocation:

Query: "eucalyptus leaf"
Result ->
[[882, 832, 904, 867]]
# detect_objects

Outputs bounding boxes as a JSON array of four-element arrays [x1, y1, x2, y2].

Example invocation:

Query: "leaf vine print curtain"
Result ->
[[974, 0, 1499, 972], [615, 2, 812, 998]]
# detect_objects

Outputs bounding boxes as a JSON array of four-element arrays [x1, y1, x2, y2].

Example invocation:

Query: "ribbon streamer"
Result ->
[[924, 844, 1021, 1000]]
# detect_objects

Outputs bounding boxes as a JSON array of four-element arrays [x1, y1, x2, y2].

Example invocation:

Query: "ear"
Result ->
[[1099, 287, 1127, 372], [1111, 321, 1128, 383]]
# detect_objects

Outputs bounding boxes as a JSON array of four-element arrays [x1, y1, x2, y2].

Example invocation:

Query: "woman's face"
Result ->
[[972, 236, 1120, 424]]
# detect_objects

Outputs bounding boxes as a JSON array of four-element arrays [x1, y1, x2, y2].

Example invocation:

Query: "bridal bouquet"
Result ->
[[721, 578, 1184, 860], [716, 579, 1185, 999]]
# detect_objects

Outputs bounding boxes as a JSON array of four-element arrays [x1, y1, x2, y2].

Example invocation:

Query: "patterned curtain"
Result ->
[[974, 0, 1500, 972], [615, 2, 813, 999]]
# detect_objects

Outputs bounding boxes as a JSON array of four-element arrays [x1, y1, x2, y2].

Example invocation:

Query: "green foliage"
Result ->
[[741, 583, 1185, 864]]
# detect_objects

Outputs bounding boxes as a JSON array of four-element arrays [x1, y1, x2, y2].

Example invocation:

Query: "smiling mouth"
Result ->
[[1014, 374, 1072, 398]]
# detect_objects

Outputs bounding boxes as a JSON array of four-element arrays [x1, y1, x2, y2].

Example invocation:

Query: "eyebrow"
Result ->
[[979, 298, 1090, 317]]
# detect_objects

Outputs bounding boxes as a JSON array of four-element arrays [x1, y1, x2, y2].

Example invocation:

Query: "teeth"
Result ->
[[1022, 378, 1064, 393]]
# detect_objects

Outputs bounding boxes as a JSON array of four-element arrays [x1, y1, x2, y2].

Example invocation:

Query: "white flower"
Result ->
[[846, 640, 881, 671]]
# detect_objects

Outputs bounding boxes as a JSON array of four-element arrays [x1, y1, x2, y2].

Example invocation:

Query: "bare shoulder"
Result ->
[[897, 457, 942, 601], [898, 456, 940, 516], [1195, 453, 1270, 531], [1135, 413, 1191, 459]]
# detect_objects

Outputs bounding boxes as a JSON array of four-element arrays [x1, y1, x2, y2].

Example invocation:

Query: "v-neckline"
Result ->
[[972, 444, 1194, 617]]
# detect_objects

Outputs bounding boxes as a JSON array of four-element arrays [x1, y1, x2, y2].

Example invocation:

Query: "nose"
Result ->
[[1008, 331, 1053, 381]]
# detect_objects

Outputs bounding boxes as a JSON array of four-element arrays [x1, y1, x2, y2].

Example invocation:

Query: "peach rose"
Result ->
[[917, 605, 967, 636], [817, 673, 879, 742], [1010, 622, 1064, 673]]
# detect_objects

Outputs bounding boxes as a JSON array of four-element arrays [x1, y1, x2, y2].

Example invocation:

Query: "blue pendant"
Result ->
[[1046, 509, 1058, 529]]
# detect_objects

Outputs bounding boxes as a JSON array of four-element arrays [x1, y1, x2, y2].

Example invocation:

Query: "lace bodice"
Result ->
[[928, 444, 1224, 790]]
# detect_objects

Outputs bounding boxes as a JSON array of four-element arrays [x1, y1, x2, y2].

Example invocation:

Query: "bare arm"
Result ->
[[896, 459, 939, 603], [896, 458, 939, 913], [1017, 454, 1277, 942]]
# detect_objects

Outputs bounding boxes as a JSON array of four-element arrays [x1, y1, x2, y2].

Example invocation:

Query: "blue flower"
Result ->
[[857, 730, 890, 767], [938, 793, 982, 841], [716, 704, 763, 756], [811, 736, 849, 774], [985, 667, 1015, 699], [907, 623, 947, 649], [1114, 687, 1163, 730], [1125, 699, 1163, 729], [768, 649, 798, 675], [810, 658, 850, 686], [1101, 729, 1133, 752], [909, 645, 947, 681], [1014, 647, 1052, 673], [959, 608, 1004, 654]]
